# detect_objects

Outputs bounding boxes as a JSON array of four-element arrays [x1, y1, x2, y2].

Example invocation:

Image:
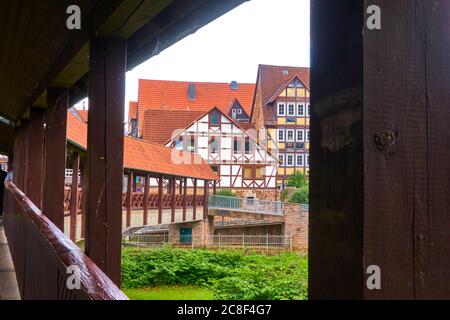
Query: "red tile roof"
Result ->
[[136, 79, 256, 132], [129, 101, 138, 119], [66, 112, 218, 180], [252, 65, 310, 124], [142, 109, 205, 145], [76, 109, 88, 123]]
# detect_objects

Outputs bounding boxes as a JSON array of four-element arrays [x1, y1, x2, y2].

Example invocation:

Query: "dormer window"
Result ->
[[209, 110, 220, 127], [278, 103, 285, 116]]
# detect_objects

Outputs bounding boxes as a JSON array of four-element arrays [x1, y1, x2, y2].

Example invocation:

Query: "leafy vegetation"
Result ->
[[289, 185, 309, 204], [215, 189, 237, 197], [286, 171, 308, 188], [122, 247, 308, 300]]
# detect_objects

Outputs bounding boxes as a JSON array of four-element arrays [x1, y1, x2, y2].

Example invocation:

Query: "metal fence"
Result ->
[[208, 195, 284, 216]]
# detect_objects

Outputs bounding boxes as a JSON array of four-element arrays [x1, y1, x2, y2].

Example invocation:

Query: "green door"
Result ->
[[180, 228, 192, 244]]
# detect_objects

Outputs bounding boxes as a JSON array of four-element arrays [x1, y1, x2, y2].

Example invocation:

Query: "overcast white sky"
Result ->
[[77, 0, 311, 117]]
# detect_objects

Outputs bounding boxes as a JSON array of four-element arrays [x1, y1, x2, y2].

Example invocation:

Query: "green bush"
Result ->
[[215, 189, 237, 197], [289, 185, 309, 204], [122, 248, 308, 300], [286, 172, 308, 188]]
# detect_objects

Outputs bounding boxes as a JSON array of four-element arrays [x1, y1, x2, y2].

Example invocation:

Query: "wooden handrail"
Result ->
[[3, 182, 128, 300]]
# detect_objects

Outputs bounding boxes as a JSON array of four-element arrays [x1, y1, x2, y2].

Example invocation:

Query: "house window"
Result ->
[[307, 104, 311, 117], [255, 167, 264, 179], [306, 129, 310, 142], [277, 129, 285, 142], [297, 103, 305, 116], [286, 154, 294, 167], [233, 137, 242, 153], [232, 109, 236, 115], [209, 137, 219, 154], [306, 154, 310, 167], [287, 104, 295, 116], [296, 129, 304, 142], [175, 136, 183, 150], [187, 136, 195, 152], [243, 166, 253, 179], [296, 154, 304, 167], [286, 129, 295, 142], [245, 137, 253, 154], [278, 154, 285, 166], [209, 110, 220, 127], [211, 165, 220, 176], [238, 109, 242, 114], [278, 103, 285, 116]]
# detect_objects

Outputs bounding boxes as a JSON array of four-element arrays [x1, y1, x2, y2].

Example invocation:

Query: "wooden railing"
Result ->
[[3, 182, 128, 300]]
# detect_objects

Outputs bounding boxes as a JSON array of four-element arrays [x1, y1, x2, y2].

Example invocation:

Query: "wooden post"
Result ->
[[193, 179, 197, 220], [179, 178, 183, 195], [158, 176, 163, 224], [69, 152, 80, 242], [203, 180, 209, 219], [182, 177, 187, 222], [85, 37, 126, 286], [126, 171, 133, 227], [80, 156, 86, 239], [310, 1, 450, 299], [27, 108, 45, 208], [213, 180, 217, 195], [171, 177, 176, 223], [143, 173, 149, 226], [43, 88, 68, 231]]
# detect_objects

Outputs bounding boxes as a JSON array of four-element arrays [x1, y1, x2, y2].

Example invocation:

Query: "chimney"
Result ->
[[188, 83, 196, 100]]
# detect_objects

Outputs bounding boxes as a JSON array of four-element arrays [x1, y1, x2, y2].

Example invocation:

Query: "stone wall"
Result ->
[[214, 224, 283, 236], [234, 189, 280, 201], [168, 216, 214, 246]]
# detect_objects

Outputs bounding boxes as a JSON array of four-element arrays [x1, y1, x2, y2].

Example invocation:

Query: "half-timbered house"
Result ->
[[163, 107, 279, 198], [251, 65, 310, 186]]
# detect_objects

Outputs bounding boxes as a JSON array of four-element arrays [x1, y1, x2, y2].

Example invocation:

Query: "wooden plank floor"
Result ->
[[0, 218, 20, 300]]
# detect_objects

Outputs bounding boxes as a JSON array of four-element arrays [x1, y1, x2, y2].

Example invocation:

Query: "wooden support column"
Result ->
[[69, 152, 80, 242], [310, 1, 450, 299], [80, 156, 87, 239], [213, 181, 217, 195], [43, 88, 68, 231], [26, 108, 45, 208], [126, 171, 133, 227], [193, 179, 197, 220], [158, 176, 163, 224], [182, 177, 187, 222], [170, 177, 176, 223], [203, 180, 209, 219], [13, 121, 29, 192], [85, 37, 126, 286], [143, 173, 149, 226]]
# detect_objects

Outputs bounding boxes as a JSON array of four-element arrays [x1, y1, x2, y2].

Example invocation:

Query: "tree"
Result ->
[[289, 185, 309, 204], [286, 171, 308, 188]]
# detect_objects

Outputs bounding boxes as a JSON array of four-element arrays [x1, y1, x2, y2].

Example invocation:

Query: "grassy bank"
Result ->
[[124, 285, 214, 300], [122, 247, 308, 300]]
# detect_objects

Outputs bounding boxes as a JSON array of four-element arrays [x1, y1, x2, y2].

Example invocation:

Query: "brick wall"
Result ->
[[234, 188, 280, 201], [168, 216, 214, 246], [282, 203, 308, 253]]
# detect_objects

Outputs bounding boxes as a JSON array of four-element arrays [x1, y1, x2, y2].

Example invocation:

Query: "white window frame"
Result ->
[[286, 154, 294, 167], [297, 103, 305, 116], [296, 129, 304, 142], [277, 103, 286, 116], [306, 154, 310, 167], [232, 109, 236, 114], [287, 103, 296, 116], [306, 104, 311, 117], [238, 109, 242, 114], [278, 154, 285, 166], [306, 129, 310, 142], [296, 154, 304, 167], [277, 129, 285, 142], [286, 129, 295, 142]]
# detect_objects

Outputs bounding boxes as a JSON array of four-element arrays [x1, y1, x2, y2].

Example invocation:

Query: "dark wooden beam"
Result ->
[[70, 152, 80, 241], [143, 173, 149, 226], [171, 177, 176, 223], [157, 176, 163, 224], [182, 177, 187, 222], [310, 0, 450, 299], [84, 37, 126, 287], [26, 108, 45, 208], [193, 179, 197, 220], [126, 171, 133, 228], [203, 180, 209, 219], [43, 88, 68, 231], [213, 181, 217, 195]]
